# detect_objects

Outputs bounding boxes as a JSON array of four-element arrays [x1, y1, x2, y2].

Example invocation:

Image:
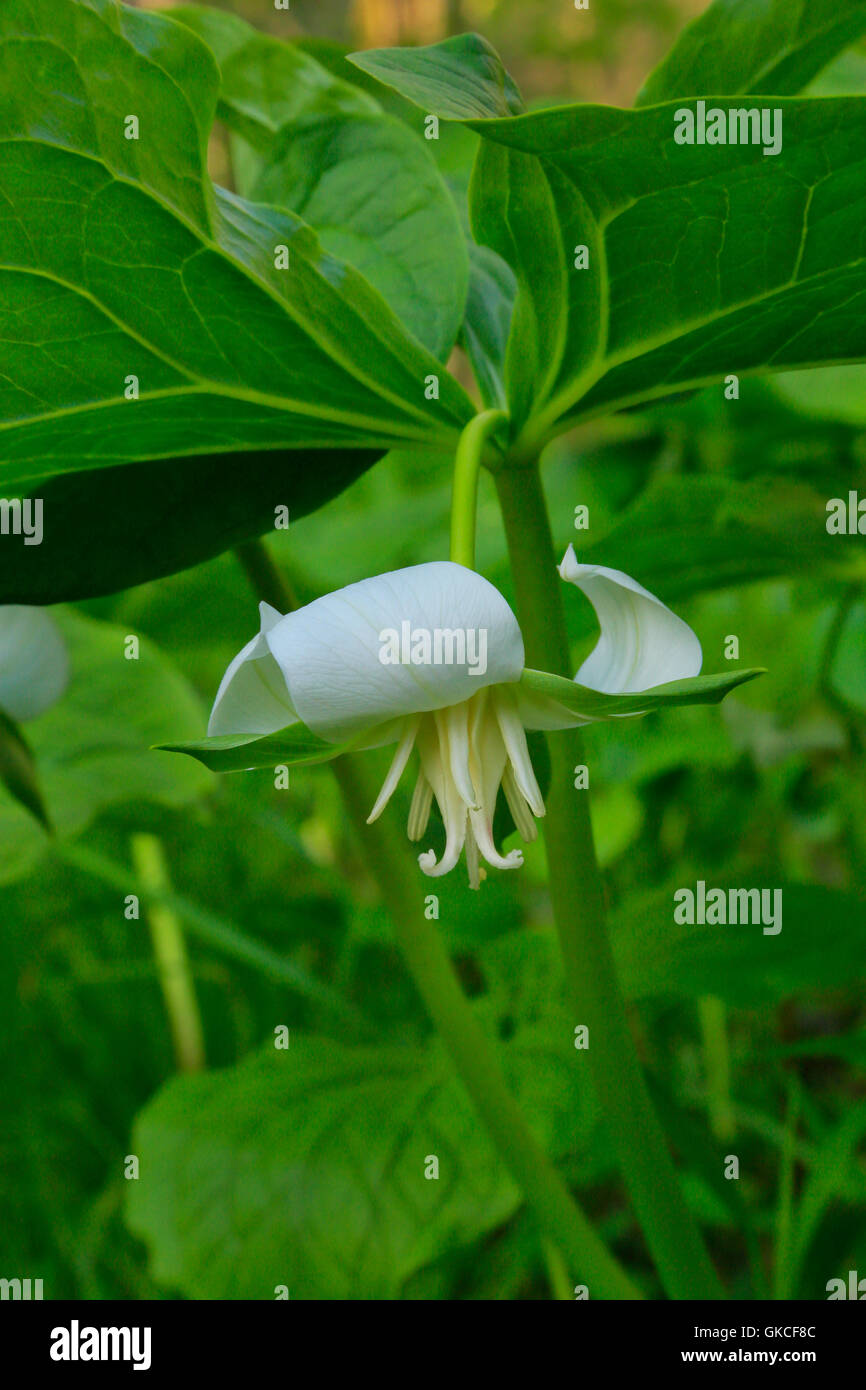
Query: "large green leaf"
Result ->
[[0, 609, 211, 885], [174, 8, 468, 360], [0, 0, 474, 498], [357, 36, 866, 445], [638, 0, 866, 105], [0, 448, 380, 604], [348, 34, 525, 120], [125, 1022, 590, 1299], [466, 96, 866, 443]]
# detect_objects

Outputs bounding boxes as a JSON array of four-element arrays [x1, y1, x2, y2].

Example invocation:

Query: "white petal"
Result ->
[[208, 601, 298, 736], [0, 606, 69, 722], [559, 545, 702, 693], [265, 562, 525, 742]]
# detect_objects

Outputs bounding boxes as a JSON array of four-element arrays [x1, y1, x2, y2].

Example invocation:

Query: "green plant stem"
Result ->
[[130, 833, 206, 1074], [236, 539, 641, 1300], [495, 460, 724, 1300], [698, 996, 736, 1142], [450, 410, 507, 567], [235, 538, 301, 610]]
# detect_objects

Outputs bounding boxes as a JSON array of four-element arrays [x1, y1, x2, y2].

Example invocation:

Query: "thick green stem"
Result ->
[[236, 539, 641, 1300], [450, 410, 507, 567], [495, 461, 724, 1300]]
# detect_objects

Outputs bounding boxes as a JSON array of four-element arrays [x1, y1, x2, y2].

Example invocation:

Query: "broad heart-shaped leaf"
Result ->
[[0, 448, 381, 605], [463, 96, 866, 444], [0, 0, 474, 497], [638, 0, 866, 106], [0, 609, 211, 887], [172, 9, 468, 362], [158, 721, 359, 774], [124, 1022, 591, 1300], [348, 34, 525, 120], [519, 667, 765, 721]]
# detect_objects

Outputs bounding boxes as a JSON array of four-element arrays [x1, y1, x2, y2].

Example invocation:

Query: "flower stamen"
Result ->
[[407, 769, 433, 841], [366, 714, 420, 824]]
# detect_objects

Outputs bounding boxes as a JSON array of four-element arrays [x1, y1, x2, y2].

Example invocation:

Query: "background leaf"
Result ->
[[0, 448, 380, 605], [465, 96, 866, 440], [0, 609, 211, 885], [613, 883, 866, 1006], [638, 0, 866, 105], [0, 710, 51, 831], [125, 1019, 591, 1300], [348, 34, 525, 120]]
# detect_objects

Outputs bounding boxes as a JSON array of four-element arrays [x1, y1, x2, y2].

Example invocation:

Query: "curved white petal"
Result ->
[[559, 546, 702, 694], [265, 562, 524, 742], [208, 601, 298, 736], [0, 606, 69, 723]]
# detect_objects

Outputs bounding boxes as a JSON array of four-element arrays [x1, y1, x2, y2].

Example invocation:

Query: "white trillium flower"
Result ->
[[209, 553, 702, 888], [0, 606, 69, 723]]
